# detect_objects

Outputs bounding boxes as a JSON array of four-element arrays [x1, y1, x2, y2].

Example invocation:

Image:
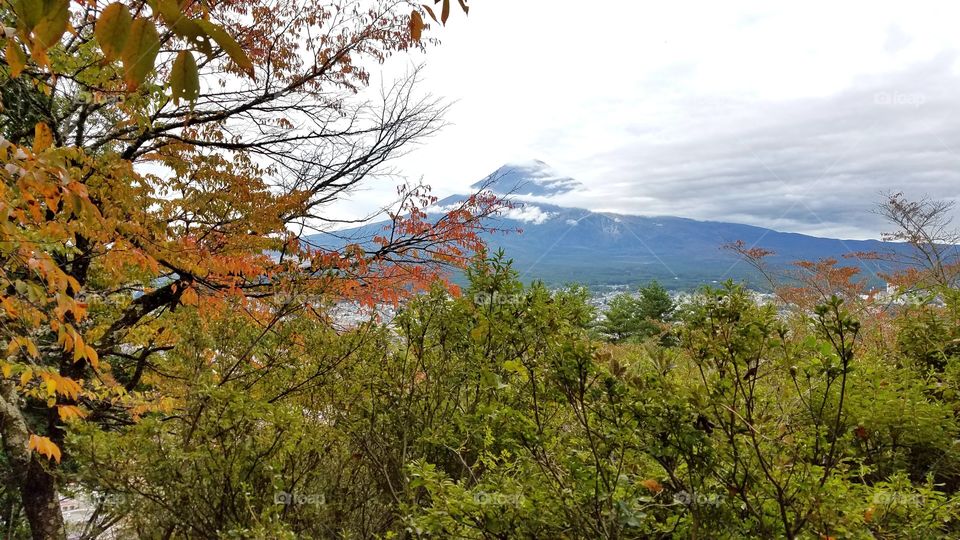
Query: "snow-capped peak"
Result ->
[[471, 160, 585, 197]]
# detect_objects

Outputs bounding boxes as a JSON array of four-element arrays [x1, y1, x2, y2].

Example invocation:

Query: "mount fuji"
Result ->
[[310, 161, 906, 289]]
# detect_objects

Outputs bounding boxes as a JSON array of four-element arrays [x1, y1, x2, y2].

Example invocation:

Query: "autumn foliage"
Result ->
[[0, 0, 490, 536], [4, 1, 959, 539]]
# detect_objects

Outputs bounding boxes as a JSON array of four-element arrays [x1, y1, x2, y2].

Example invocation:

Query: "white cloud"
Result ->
[[332, 0, 960, 239], [502, 205, 556, 225]]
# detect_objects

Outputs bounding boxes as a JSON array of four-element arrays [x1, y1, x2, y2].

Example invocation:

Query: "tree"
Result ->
[[56, 249, 960, 538], [636, 280, 674, 322], [599, 281, 674, 343], [876, 195, 960, 380], [877, 192, 960, 290], [68, 252, 609, 536], [0, 1, 497, 537]]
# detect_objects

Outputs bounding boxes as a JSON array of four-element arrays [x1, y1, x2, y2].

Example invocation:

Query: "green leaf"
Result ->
[[196, 20, 254, 78], [503, 360, 524, 374], [480, 369, 504, 390], [121, 18, 160, 90], [154, 0, 182, 25], [170, 50, 200, 105], [470, 321, 488, 342], [156, 0, 205, 41], [12, 0, 43, 32], [94, 3, 132, 62]]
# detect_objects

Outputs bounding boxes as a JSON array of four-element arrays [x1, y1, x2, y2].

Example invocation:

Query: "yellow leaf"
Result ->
[[84, 345, 98, 368], [30, 46, 50, 68], [25, 338, 39, 359], [33, 122, 53, 152], [94, 2, 132, 62], [5, 41, 27, 78], [32, 0, 70, 51], [20, 368, 32, 387], [65, 274, 80, 294], [51, 374, 81, 399], [28, 434, 61, 463], [121, 18, 160, 90], [170, 50, 200, 105], [1, 362, 10, 378], [45, 378, 56, 396]]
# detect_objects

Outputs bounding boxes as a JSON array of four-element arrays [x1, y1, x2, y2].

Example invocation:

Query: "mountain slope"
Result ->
[[311, 162, 907, 288]]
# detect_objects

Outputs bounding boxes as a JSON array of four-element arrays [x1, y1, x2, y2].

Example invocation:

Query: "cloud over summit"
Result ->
[[377, 0, 960, 240]]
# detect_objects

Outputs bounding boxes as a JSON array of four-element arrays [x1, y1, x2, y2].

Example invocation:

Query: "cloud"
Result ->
[[544, 56, 960, 238], [367, 0, 960, 240], [502, 205, 556, 225]]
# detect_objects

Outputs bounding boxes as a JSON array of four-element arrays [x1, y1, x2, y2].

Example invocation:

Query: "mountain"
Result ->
[[472, 160, 584, 197], [310, 161, 908, 289]]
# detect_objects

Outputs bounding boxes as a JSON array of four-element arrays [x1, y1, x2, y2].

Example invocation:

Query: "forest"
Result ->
[[1, 0, 959, 538]]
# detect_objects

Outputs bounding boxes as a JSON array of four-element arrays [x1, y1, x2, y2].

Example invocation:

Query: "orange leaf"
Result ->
[[409, 10, 425, 41], [49, 373, 81, 399], [33, 122, 54, 152], [5, 41, 27, 77], [181, 286, 199, 306], [28, 434, 62, 463], [57, 405, 87, 422], [640, 478, 663, 494]]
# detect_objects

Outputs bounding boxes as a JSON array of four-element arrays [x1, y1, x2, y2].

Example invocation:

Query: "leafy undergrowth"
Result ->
[[66, 253, 960, 538]]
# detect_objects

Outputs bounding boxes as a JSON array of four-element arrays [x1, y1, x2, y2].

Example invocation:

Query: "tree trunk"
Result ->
[[21, 460, 65, 540], [0, 382, 64, 540]]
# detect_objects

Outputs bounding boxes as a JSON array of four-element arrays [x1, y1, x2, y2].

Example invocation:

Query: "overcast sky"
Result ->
[[338, 0, 960, 240]]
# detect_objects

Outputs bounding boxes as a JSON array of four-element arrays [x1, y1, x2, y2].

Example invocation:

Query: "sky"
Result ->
[[337, 0, 960, 240]]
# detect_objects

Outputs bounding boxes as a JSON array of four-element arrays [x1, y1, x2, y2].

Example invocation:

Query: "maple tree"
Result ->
[[724, 240, 879, 311], [0, 0, 498, 537]]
